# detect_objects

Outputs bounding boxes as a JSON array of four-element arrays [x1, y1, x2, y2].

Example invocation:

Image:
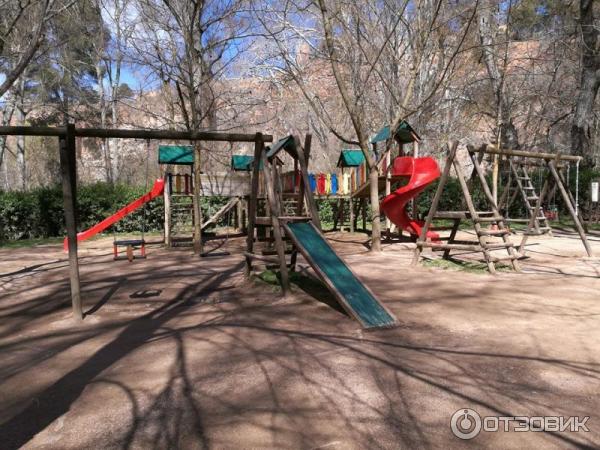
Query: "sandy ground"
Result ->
[[1, 228, 600, 449]]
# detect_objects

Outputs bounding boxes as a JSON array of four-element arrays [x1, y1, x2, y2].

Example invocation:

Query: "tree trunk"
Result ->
[[0, 93, 15, 177], [96, 62, 112, 184], [317, 0, 382, 251], [478, 4, 519, 149], [369, 168, 382, 251], [15, 78, 26, 190], [571, 0, 600, 167]]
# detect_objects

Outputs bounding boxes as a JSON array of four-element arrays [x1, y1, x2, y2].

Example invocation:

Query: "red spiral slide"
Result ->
[[381, 156, 440, 240], [63, 178, 165, 251]]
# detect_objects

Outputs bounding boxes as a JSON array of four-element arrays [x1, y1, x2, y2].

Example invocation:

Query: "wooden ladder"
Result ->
[[169, 194, 195, 245], [413, 142, 521, 274], [509, 161, 551, 235]]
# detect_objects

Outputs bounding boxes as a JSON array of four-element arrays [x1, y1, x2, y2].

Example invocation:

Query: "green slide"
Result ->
[[284, 221, 398, 329]]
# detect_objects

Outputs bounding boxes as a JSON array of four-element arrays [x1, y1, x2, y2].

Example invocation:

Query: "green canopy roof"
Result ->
[[158, 145, 194, 165], [231, 155, 254, 171], [337, 149, 365, 167], [370, 120, 420, 144], [231, 154, 265, 171], [266, 135, 294, 159]]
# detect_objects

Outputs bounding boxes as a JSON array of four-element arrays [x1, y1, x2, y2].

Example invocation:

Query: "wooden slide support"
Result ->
[[201, 197, 240, 231]]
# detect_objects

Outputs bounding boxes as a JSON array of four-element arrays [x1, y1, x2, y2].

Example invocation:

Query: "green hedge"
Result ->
[[0, 183, 234, 241]]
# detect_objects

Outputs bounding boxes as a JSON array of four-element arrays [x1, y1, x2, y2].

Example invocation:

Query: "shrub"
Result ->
[[0, 183, 166, 241]]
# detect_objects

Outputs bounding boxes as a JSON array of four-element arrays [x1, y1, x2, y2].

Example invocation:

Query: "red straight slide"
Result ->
[[381, 156, 441, 240], [63, 178, 165, 251]]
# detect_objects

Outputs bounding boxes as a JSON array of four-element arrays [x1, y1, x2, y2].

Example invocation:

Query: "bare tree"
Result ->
[[571, 0, 600, 167], [0, 0, 79, 98], [257, 0, 478, 251], [131, 0, 252, 252]]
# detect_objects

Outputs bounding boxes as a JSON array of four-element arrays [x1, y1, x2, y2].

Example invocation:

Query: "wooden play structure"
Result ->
[[330, 121, 422, 233], [411, 142, 520, 273], [0, 124, 275, 319], [411, 142, 593, 273], [244, 134, 398, 329], [159, 145, 248, 247]]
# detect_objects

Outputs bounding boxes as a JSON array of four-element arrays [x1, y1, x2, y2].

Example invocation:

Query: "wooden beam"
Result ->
[[245, 134, 264, 277], [59, 124, 82, 320], [295, 134, 321, 230], [0, 125, 274, 142], [164, 175, 171, 246], [473, 145, 582, 162], [261, 148, 290, 295], [412, 142, 458, 265], [548, 161, 593, 257]]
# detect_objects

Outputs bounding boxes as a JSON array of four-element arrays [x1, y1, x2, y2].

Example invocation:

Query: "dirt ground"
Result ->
[[1, 228, 600, 449]]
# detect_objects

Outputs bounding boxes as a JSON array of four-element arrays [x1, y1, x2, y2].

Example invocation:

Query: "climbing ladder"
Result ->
[[168, 194, 195, 245], [508, 161, 551, 235], [413, 142, 521, 274]]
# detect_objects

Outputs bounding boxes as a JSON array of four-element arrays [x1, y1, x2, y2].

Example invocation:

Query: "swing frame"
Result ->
[[472, 145, 592, 257]]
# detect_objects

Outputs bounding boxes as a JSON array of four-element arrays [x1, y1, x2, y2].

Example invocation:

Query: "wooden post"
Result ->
[[163, 174, 171, 246], [412, 142, 458, 266], [192, 141, 203, 254], [245, 134, 264, 277], [548, 160, 593, 257], [349, 197, 355, 233], [294, 134, 321, 229], [361, 198, 367, 230], [384, 143, 391, 232], [59, 124, 82, 320], [261, 150, 290, 295], [236, 197, 243, 232], [454, 155, 497, 273], [443, 219, 461, 259], [492, 154, 499, 205]]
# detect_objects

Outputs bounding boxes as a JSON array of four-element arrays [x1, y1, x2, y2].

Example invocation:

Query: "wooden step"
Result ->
[[475, 216, 504, 222], [527, 196, 539, 201], [278, 216, 311, 222], [479, 229, 510, 236], [255, 217, 272, 225], [484, 242, 514, 249]]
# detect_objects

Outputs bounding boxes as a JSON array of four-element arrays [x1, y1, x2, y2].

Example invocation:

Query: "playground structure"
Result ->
[[0, 120, 595, 323], [411, 143, 593, 273], [0, 124, 276, 320], [0, 124, 400, 329], [160, 145, 249, 247], [244, 134, 398, 329]]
